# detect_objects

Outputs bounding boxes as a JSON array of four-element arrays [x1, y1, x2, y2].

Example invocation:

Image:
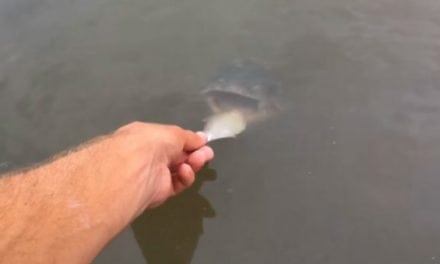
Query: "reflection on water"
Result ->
[[132, 167, 217, 264]]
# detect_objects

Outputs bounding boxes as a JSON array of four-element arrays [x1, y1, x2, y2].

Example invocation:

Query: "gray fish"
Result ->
[[202, 60, 282, 123]]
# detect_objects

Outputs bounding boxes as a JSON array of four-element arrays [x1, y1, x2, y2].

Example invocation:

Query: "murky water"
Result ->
[[2, 0, 440, 263]]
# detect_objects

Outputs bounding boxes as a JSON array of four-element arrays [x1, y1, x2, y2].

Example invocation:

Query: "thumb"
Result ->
[[182, 130, 207, 151]]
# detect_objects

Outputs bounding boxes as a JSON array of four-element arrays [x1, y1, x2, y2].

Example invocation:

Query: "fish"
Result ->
[[203, 60, 282, 122], [202, 60, 283, 141]]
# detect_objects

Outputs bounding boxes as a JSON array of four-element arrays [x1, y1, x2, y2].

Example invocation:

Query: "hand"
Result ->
[[93, 122, 214, 224], [113, 122, 214, 210], [44, 122, 213, 233]]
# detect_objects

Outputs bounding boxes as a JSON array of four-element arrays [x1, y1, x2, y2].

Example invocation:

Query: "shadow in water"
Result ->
[[132, 167, 217, 264]]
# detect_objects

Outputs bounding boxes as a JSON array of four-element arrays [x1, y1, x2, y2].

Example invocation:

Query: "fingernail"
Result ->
[[196, 131, 207, 142], [203, 146, 215, 160]]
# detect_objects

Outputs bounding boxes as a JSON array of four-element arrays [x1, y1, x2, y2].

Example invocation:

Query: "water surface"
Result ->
[[1, 0, 440, 263]]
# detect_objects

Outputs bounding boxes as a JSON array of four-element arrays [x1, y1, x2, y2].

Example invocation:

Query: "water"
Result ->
[[1, 0, 440, 263]]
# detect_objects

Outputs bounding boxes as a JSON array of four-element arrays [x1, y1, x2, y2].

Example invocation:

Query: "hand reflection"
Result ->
[[132, 167, 217, 264]]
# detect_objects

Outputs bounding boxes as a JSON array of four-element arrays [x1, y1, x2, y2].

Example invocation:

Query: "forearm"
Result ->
[[0, 136, 130, 263], [0, 122, 211, 263]]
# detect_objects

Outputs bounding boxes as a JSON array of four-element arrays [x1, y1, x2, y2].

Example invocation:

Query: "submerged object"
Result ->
[[202, 60, 282, 141], [202, 60, 282, 123]]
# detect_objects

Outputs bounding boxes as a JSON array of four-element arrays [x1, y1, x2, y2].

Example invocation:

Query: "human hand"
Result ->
[[102, 122, 214, 218], [113, 122, 214, 210], [47, 122, 214, 230]]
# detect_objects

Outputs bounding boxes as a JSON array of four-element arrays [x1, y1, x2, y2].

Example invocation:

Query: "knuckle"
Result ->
[[163, 125, 184, 139], [168, 125, 183, 133], [116, 121, 145, 133], [126, 121, 145, 129]]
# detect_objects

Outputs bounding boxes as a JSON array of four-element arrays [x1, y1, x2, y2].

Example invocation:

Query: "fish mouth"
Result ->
[[203, 90, 261, 114]]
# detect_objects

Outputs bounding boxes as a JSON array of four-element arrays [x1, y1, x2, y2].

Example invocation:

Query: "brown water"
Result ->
[[1, 0, 440, 263]]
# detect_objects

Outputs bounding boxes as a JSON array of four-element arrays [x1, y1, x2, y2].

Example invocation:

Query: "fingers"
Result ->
[[186, 146, 214, 171], [116, 123, 206, 153], [173, 146, 214, 193], [182, 130, 207, 151], [166, 128, 207, 166], [174, 163, 195, 193]]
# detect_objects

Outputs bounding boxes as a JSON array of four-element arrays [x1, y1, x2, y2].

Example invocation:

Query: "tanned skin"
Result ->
[[0, 122, 214, 264]]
